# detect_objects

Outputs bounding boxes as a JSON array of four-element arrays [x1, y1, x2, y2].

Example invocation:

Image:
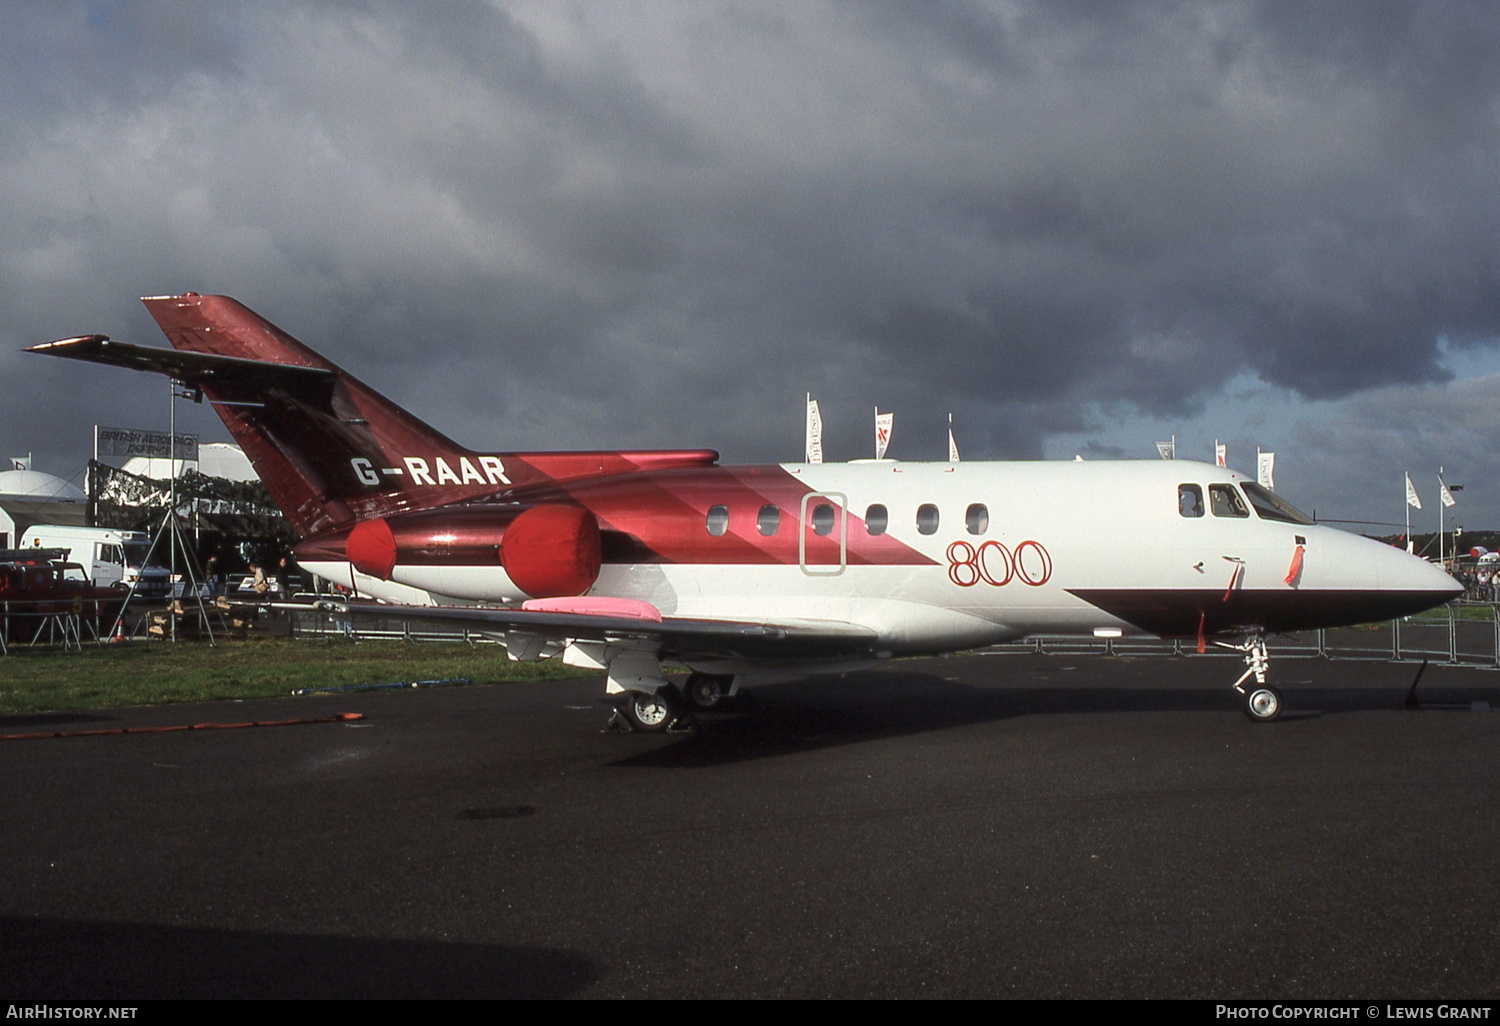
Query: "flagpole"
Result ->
[[1438, 468, 1445, 568], [1405, 474, 1412, 553], [90, 427, 98, 528]]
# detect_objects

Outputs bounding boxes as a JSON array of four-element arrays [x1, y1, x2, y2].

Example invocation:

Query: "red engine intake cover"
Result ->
[[346, 517, 397, 579], [500, 504, 601, 598]]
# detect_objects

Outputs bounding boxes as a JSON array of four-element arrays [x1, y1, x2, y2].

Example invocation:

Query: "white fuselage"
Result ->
[[298, 459, 1458, 658]]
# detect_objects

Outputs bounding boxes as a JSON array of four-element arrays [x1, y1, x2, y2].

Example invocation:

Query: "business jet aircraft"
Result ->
[[30, 293, 1461, 729]]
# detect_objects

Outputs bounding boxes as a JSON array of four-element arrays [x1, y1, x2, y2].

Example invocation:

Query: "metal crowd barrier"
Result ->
[[984, 601, 1500, 669], [283, 607, 500, 646], [0, 596, 122, 654], [281, 599, 1500, 670], [12, 598, 1499, 671]]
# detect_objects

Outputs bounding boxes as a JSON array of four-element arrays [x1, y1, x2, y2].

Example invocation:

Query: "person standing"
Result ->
[[250, 561, 269, 596]]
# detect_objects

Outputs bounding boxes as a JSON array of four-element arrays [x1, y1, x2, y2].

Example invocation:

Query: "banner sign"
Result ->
[[97, 427, 199, 461], [875, 411, 893, 460]]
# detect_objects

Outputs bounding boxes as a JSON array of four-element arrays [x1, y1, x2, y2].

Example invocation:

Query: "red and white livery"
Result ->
[[31, 294, 1460, 729]]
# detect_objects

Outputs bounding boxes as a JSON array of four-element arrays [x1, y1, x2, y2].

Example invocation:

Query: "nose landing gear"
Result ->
[[1216, 634, 1283, 722]]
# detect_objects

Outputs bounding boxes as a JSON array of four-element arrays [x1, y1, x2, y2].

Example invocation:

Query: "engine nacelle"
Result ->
[[323, 504, 601, 600]]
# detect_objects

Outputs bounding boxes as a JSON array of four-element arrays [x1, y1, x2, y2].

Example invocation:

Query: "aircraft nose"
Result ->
[[1371, 539, 1463, 615]]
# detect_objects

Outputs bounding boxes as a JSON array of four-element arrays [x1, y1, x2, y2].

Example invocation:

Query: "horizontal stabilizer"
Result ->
[[27, 335, 334, 391]]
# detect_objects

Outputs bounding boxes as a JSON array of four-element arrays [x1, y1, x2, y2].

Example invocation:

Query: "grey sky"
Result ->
[[3, 0, 1498, 535]]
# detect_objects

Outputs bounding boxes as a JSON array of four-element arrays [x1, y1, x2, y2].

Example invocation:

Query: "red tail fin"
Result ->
[[140, 294, 716, 537]]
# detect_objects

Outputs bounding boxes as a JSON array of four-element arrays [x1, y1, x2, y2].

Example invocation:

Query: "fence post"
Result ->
[[1449, 603, 1458, 664], [1392, 616, 1400, 661]]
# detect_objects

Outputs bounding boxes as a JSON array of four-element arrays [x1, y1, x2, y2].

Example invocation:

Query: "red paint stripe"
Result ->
[[530, 465, 937, 567]]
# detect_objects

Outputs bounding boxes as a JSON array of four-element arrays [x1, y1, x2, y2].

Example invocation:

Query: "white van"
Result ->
[[18, 525, 172, 597]]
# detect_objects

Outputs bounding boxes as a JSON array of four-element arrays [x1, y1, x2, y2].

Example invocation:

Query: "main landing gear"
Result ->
[[1215, 634, 1282, 722], [619, 688, 682, 732], [682, 672, 733, 711], [612, 673, 738, 733]]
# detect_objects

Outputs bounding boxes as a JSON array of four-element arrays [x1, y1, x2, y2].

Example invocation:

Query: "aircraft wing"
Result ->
[[313, 600, 880, 663]]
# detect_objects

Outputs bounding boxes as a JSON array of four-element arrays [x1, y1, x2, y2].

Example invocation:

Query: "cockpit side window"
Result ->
[[1178, 484, 1204, 518], [1241, 481, 1315, 525], [1208, 484, 1250, 518]]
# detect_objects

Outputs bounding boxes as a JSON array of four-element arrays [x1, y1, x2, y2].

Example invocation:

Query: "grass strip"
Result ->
[[0, 638, 593, 715]]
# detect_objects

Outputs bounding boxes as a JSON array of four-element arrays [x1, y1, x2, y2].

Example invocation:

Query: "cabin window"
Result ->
[[1241, 482, 1315, 525], [757, 505, 780, 536], [865, 504, 888, 536], [966, 503, 989, 535], [1178, 484, 1204, 518], [1208, 484, 1249, 519], [811, 503, 836, 536], [916, 503, 940, 535], [706, 505, 730, 536]]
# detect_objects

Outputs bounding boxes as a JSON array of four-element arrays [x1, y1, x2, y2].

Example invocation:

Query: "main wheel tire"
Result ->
[[622, 689, 678, 732], [683, 672, 729, 711], [1242, 684, 1282, 722]]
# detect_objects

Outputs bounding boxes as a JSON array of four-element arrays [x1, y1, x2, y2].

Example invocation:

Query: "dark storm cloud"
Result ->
[[3, 0, 1499, 519], [1288, 373, 1500, 526]]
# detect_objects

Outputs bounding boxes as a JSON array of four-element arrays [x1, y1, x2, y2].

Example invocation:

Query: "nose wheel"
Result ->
[[1242, 683, 1282, 722]]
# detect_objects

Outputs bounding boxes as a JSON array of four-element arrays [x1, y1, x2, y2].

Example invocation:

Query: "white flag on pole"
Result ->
[[10, 456, 30, 471], [1155, 440, 1175, 460], [805, 395, 823, 464], [1215, 442, 1226, 468], [1440, 480, 1456, 508], [1258, 450, 1275, 489], [947, 414, 959, 462], [1405, 473, 1422, 510], [875, 410, 893, 460]]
